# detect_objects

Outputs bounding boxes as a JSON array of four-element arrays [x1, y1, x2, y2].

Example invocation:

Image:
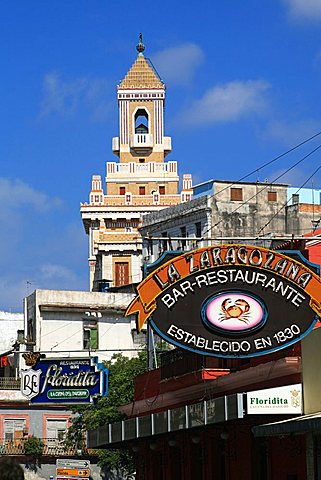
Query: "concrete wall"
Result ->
[[286, 203, 321, 235], [0, 407, 72, 438], [0, 311, 23, 353], [211, 181, 288, 237], [301, 327, 321, 414], [24, 290, 145, 364]]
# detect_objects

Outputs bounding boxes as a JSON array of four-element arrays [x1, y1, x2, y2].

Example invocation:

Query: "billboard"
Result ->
[[21, 354, 108, 404], [126, 244, 321, 358], [247, 384, 302, 414]]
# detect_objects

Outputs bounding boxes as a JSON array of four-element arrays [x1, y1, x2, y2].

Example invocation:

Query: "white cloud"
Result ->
[[40, 72, 88, 117], [179, 80, 270, 126], [39, 264, 78, 282], [0, 177, 61, 214], [0, 219, 88, 311], [282, 0, 321, 21], [0, 277, 29, 312], [265, 119, 321, 146], [40, 72, 112, 120], [151, 43, 204, 86], [0, 178, 87, 311]]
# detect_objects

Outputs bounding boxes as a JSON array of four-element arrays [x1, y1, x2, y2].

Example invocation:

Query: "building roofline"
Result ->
[[193, 179, 289, 188]]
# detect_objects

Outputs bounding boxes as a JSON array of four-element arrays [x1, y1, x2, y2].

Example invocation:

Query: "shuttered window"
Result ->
[[230, 188, 243, 201], [115, 262, 129, 286], [268, 191, 277, 202], [4, 419, 26, 441], [83, 321, 98, 350]]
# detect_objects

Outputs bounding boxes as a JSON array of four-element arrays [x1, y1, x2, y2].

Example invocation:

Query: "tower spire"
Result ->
[[136, 33, 145, 56]]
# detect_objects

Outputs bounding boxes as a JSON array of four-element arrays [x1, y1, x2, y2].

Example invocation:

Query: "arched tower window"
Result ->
[[135, 109, 149, 134]]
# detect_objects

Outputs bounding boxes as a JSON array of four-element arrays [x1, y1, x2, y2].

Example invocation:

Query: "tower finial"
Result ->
[[136, 33, 145, 56]]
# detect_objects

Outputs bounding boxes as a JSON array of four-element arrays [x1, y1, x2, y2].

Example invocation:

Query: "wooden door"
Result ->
[[115, 262, 129, 286]]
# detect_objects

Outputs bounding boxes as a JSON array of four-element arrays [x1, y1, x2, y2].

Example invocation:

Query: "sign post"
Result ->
[[56, 459, 91, 480]]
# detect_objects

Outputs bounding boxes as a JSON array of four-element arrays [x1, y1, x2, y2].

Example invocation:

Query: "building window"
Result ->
[[230, 188, 243, 201], [139, 158, 145, 163], [139, 186, 146, 195], [46, 418, 68, 443], [161, 232, 168, 252], [83, 320, 98, 350], [119, 187, 125, 195], [195, 222, 202, 238], [135, 109, 149, 134], [94, 195, 100, 202], [159, 186, 165, 195], [115, 262, 129, 287], [180, 226, 187, 249], [4, 418, 27, 442], [268, 191, 277, 202], [27, 318, 34, 343]]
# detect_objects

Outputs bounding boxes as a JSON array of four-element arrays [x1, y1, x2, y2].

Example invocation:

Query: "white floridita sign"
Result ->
[[247, 384, 302, 414]]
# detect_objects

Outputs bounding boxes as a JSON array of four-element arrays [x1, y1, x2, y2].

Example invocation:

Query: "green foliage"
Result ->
[[24, 436, 44, 457], [66, 350, 148, 475]]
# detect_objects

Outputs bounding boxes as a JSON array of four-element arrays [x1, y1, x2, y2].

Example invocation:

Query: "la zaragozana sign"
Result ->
[[21, 354, 108, 404], [126, 244, 321, 358]]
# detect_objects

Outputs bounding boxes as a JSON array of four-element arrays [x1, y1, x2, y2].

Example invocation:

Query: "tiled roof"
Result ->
[[119, 55, 164, 89]]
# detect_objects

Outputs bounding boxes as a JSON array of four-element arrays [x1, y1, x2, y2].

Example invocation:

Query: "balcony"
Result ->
[[163, 136, 172, 155], [112, 136, 120, 154], [0, 377, 21, 390], [0, 438, 89, 457], [106, 161, 178, 178], [129, 133, 153, 153]]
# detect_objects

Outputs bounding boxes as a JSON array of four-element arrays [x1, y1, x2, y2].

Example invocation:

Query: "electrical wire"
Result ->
[[202, 142, 321, 236], [257, 164, 321, 235], [203, 129, 321, 202]]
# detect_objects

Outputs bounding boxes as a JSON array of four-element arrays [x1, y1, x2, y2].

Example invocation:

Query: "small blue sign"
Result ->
[[21, 356, 108, 404]]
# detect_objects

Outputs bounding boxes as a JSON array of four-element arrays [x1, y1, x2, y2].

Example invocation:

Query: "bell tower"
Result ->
[[108, 34, 176, 199], [81, 36, 192, 291], [113, 34, 171, 165]]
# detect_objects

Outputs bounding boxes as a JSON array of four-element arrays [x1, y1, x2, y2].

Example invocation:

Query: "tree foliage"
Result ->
[[24, 436, 44, 458], [66, 351, 148, 478]]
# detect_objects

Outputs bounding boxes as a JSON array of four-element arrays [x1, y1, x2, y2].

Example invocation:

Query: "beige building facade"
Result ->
[[81, 37, 192, 291]]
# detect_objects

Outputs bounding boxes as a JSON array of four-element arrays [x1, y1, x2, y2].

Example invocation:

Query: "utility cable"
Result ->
[[203, 142, 321, 236], [201, 129, 321, 203], [257, 164, 321, 235]]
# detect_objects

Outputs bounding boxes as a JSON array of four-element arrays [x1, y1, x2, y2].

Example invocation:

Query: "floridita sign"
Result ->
[[21, 354, 108, 404], [126, 244, 321, 358], [247, 384, 302, 414]]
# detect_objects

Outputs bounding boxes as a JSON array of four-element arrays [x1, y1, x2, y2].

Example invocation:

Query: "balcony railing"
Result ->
[[0, 438, 88, 456], [106, 161, 178, 177], [129, 133, 153, 149], [0, 378, 21, 390]]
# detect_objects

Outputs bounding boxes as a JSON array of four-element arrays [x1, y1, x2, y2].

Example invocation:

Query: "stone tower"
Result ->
[[81, 36, 193, 291]]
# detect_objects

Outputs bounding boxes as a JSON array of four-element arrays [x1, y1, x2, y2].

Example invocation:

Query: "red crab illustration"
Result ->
[[219, 298, 250, 324]]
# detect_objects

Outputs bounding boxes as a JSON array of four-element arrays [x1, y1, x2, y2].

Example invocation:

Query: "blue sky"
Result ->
[[1, 0, 321, 311]]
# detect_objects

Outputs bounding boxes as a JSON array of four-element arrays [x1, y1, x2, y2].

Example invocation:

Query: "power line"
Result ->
[[203, 142, 321, 236], [258, 164, 321, 235], [200, 129, 321, 203]]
